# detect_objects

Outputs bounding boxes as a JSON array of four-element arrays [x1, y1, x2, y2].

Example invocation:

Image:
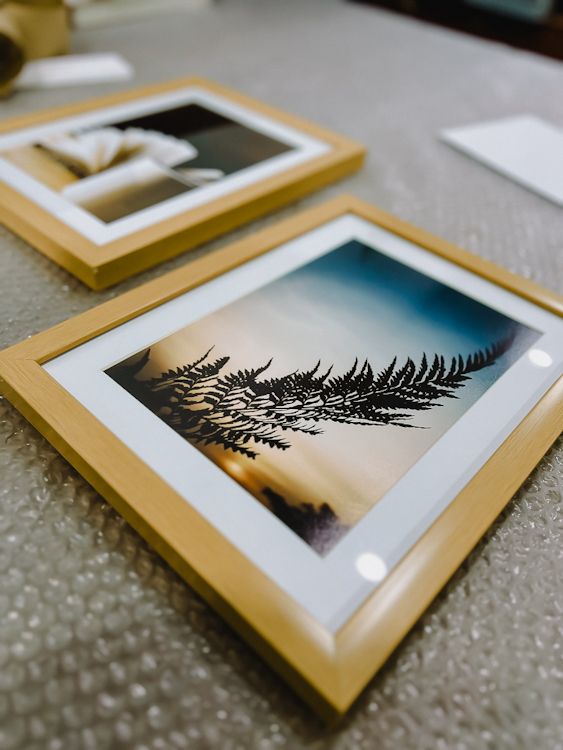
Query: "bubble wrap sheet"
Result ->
[[0, 1, 562, 747]]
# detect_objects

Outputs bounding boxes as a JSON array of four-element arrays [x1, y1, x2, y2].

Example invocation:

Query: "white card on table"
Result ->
[[441, 115, 563, 207], [15, 53, 134, 90]]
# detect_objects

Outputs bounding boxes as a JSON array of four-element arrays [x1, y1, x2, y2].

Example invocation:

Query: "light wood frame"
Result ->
[[0, 196, 561, 720], [0, 78, 364, 289]]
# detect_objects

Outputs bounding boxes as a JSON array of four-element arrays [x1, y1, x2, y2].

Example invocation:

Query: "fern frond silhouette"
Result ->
[[108, 338, 513, 459]]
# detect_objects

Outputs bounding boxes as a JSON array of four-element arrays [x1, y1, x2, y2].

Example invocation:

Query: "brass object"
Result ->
[[0, 0, 69, 95]]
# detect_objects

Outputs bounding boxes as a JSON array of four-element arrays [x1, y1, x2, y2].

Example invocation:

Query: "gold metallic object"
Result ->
[[0, 0, 68, 95]]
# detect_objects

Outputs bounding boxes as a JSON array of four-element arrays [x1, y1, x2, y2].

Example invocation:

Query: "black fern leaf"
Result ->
[[107, 335, 514, 459]]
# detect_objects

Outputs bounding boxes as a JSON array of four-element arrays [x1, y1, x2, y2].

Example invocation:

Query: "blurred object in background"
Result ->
[[66, 0, 216, 29], [0, 0, 216, 96], [0, 0, 68, 95], [351, 0, 563, 60], [14, 51, 133, 89], [464, 0, 555, 22]]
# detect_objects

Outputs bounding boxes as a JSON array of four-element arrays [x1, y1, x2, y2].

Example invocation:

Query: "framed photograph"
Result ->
[[0, 78, 364, 289], [0, 196, 561, 718]]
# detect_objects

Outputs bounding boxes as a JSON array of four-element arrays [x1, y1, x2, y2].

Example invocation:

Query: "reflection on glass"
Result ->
[[355, 553, 387, 582], [527, 348, 553, 368]]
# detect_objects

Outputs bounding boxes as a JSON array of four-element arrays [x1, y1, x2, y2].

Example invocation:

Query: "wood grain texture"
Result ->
[[0, 196, 561, 718]]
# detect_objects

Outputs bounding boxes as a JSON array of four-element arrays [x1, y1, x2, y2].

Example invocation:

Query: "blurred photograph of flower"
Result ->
[[0, 101, 293, 223]]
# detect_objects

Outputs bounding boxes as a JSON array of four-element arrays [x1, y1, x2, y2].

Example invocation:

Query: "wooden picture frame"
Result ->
[[0, 78, 364, 289], [0, 196, 561, 719]]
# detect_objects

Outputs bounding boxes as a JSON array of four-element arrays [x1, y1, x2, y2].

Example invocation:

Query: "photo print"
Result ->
[[0, 102, 293, 224], [106, 240, 539, 555]]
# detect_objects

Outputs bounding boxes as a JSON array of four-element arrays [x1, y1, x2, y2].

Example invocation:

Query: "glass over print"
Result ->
[[106, 238, 539, 555]]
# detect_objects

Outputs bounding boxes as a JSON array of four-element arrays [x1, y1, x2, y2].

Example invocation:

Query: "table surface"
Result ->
[[1, 1, 562, 748]]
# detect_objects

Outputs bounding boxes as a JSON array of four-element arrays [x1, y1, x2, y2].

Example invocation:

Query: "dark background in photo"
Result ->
[[112, 102, 293, 175], [78, 103, 295, 223]]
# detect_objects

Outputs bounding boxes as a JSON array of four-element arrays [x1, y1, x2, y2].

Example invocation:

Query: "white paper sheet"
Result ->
[[15, 53, 134, 90], [441, 115, 563, 207]]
